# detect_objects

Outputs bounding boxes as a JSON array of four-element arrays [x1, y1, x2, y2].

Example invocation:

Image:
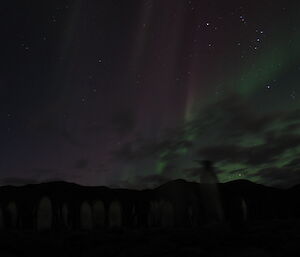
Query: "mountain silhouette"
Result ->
[[0, 179, 299, 257], [0, 179, 299, 231]]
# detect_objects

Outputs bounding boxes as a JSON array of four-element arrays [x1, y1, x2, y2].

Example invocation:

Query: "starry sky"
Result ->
[[1, 0, 300, 189]]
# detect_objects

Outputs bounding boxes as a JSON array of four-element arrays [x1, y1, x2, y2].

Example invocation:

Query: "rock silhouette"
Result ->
[[93, 200, 105, 228], [109, 201, 122, 228], [6, 201, 17, 229], [36, 197, 52, 231], [0, 179, 298, 231], [62, 203, 69, 229], [160, 200, 174, 228], [80, 201, 93, 230], [0, 180, 299, 257], [0, 207, 3, 229]]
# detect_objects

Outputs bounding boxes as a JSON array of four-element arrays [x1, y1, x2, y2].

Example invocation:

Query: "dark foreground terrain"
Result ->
[[0, 220, 299, 257], [0, 179, 299, 256]]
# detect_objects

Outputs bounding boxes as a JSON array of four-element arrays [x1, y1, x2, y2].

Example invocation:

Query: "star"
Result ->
[[239, 15, 246, 23], [290, 91, 296, 99]]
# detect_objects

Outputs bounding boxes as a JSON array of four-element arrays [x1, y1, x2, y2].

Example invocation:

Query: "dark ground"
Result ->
[[0, 220, 299, 257]]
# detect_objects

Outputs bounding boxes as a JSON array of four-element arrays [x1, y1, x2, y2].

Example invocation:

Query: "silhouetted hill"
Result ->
[[0, 178, 297, 191], [0, 179, 299, 257], [0, 179, 299, 232]]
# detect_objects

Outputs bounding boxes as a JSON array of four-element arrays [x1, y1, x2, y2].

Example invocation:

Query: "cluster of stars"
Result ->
[[239, 15, 247, 24], [191, 8, 267, 57]]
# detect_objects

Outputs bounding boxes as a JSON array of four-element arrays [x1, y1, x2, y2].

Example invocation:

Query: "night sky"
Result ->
[[1, 0, 300, 189]]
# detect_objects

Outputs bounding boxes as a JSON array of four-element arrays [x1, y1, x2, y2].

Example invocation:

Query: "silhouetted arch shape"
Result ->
[[188, 194, 200, 227], [62, 203, 69, 228], [188, 205, 198, 227], [160, 200, 174, 228], [241, 198, 248, 221], [0, 207, 3, 229], [132, 205, 138, 227], [80, 201, 93, 230], [93, 200, 105, 228], [37, 197, 53, 231], [148, 201, 160, 227], [7, 201, 18, 229], [109, 201, 122, 228]]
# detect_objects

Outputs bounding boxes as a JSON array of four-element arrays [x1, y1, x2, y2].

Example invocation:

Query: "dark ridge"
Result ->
[[289, 184, 300, 191], [0, 178, 298, 233], [223, 179, 279, 190], [155, 178, 188, 189], [0, 179, 298, 191]]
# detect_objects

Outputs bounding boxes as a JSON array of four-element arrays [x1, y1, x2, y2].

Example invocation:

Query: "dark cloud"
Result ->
[[111, 95, 300, 188], [116, 94, 281, 161], [160, 164, 178, 177], [135, 174, 170, 188], [184, 168, 200, 178], [75, 159, 89, 169], [25, 113, 87, 147], [210, 94, 278, 134], [185, 94, 280, 140], [184, 165, 224, 178], [281, 108, 300, 122], [30, 168, 57, 174], [41, 177, 66, 183], [113, 174, 171, 189], [0, 177, 38, 186], [113, 135, 192, 163], [284, 158, 300, 168], [94, 168, 110, 173], [198, 145, 247, 163], [111, 109, 136, 136], [258, 167, 300, 188], [61, 129, 87, 148], [198, 131, 300, 166], [281, 122, 300, 135], [26, 168, 64, 181], [93, 162, 111, 173], [113, 142, 140, 161]]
